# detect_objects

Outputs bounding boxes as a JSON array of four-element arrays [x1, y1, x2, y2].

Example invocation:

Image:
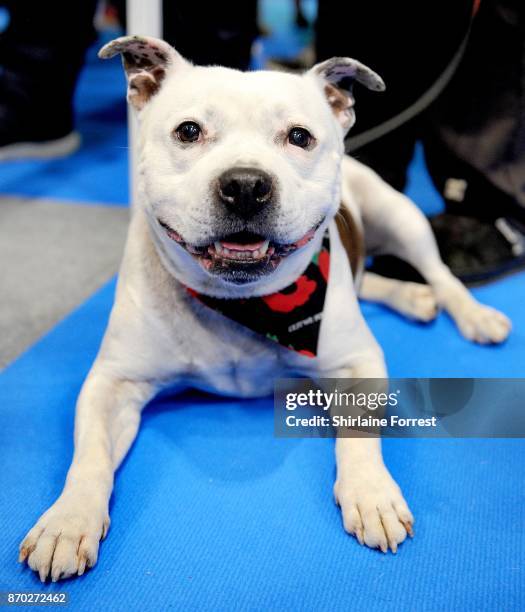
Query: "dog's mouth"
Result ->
[[158, 220, 321, 282]]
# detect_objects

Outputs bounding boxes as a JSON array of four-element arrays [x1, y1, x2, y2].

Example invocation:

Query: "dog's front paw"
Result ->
[[334, 468, 413, 553], [19, 492, 110, 582], [391, 282, 438, 322], [454, 302, 511, 344]]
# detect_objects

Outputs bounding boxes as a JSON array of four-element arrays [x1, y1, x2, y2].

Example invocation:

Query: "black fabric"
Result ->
[[369, 214, 525, 285], [424, 0, 525, 210], [317, 0, 525, 283], [163, 1, 258, 71], [316, 0, 474, 189], [430, 214, 525, 283], [0, 1, 98, 142], [423, 141, 525, 226], [187, 234, 331, 358], [318, 1, 525, 214]]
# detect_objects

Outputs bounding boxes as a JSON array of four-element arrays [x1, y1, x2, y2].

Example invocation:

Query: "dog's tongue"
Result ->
[[219, 240, 266, 252]]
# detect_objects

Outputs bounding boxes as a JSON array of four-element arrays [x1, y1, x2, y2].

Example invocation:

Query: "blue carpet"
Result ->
[[0, 275, 523, 611]]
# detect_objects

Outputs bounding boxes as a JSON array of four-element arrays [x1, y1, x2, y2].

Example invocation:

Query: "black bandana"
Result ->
[[186, 233, 330, 358]]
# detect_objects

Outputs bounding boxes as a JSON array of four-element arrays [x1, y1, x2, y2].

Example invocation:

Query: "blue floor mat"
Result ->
[[1, 276, 523, 611]]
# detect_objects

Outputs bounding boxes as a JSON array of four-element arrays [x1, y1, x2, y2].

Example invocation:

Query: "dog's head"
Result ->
[[100, 36, 384, 296]]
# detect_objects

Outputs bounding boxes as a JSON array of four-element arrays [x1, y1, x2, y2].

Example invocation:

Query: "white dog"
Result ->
[[19, 36, 511, 582]]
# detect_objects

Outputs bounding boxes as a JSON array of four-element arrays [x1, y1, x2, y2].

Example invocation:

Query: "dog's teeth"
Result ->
[[259, 240, 270, 256], [214, 242, 232, 256], [213, 239, 271, 261]]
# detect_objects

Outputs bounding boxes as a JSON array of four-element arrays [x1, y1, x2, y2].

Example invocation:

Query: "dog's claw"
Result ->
[[78, 557, 86, 576], [38, 565, 50, 583], [401, 520, 414, 538]]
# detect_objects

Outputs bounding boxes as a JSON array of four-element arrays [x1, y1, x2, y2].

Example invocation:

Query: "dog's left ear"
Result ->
[[98, 35, 188, 111], [309, 57, 385, 132]]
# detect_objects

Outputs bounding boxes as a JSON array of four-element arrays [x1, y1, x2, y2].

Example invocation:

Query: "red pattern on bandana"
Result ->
[[262, 276, 317, 313], [319, 250, 330, 282]]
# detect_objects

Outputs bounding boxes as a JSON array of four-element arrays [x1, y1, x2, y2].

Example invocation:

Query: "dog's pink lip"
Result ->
[[167, 228, 183, 242], [294, 228, 316, 247], [158, 221, 184, 243]]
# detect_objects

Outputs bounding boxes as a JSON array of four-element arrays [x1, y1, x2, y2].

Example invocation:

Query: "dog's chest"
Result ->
[[167, 301, 310, 396]]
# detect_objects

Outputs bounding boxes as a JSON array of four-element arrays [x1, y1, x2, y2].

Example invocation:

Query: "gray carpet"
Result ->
[[0, 196, 129, 368]]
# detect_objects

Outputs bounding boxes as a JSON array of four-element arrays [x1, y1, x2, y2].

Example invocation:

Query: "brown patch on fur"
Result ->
[[129, 66, 166, 110], [335, 204, 364, 284], [128, 71, 165, 109], [151, 66, 166, 82], [324, 84, 349, 116]]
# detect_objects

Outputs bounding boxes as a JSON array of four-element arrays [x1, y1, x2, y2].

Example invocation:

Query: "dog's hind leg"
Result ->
[[359, 271, 438, 322], [18, 371, 156, 582], [345, 157, 511, 343]]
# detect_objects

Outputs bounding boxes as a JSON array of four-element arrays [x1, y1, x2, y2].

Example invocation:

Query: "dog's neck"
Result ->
[[147, 213, 330, 299]]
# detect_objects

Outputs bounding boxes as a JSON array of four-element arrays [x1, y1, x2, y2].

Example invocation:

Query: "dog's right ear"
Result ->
[[98, 35, 188, 111]]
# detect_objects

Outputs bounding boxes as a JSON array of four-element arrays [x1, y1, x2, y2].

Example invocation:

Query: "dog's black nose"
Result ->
[[218, 167, 273, 219]]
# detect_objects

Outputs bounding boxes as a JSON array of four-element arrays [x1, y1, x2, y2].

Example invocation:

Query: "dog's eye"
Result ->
[[288, 127, 312, 148], [175, 121, 202, 143]]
